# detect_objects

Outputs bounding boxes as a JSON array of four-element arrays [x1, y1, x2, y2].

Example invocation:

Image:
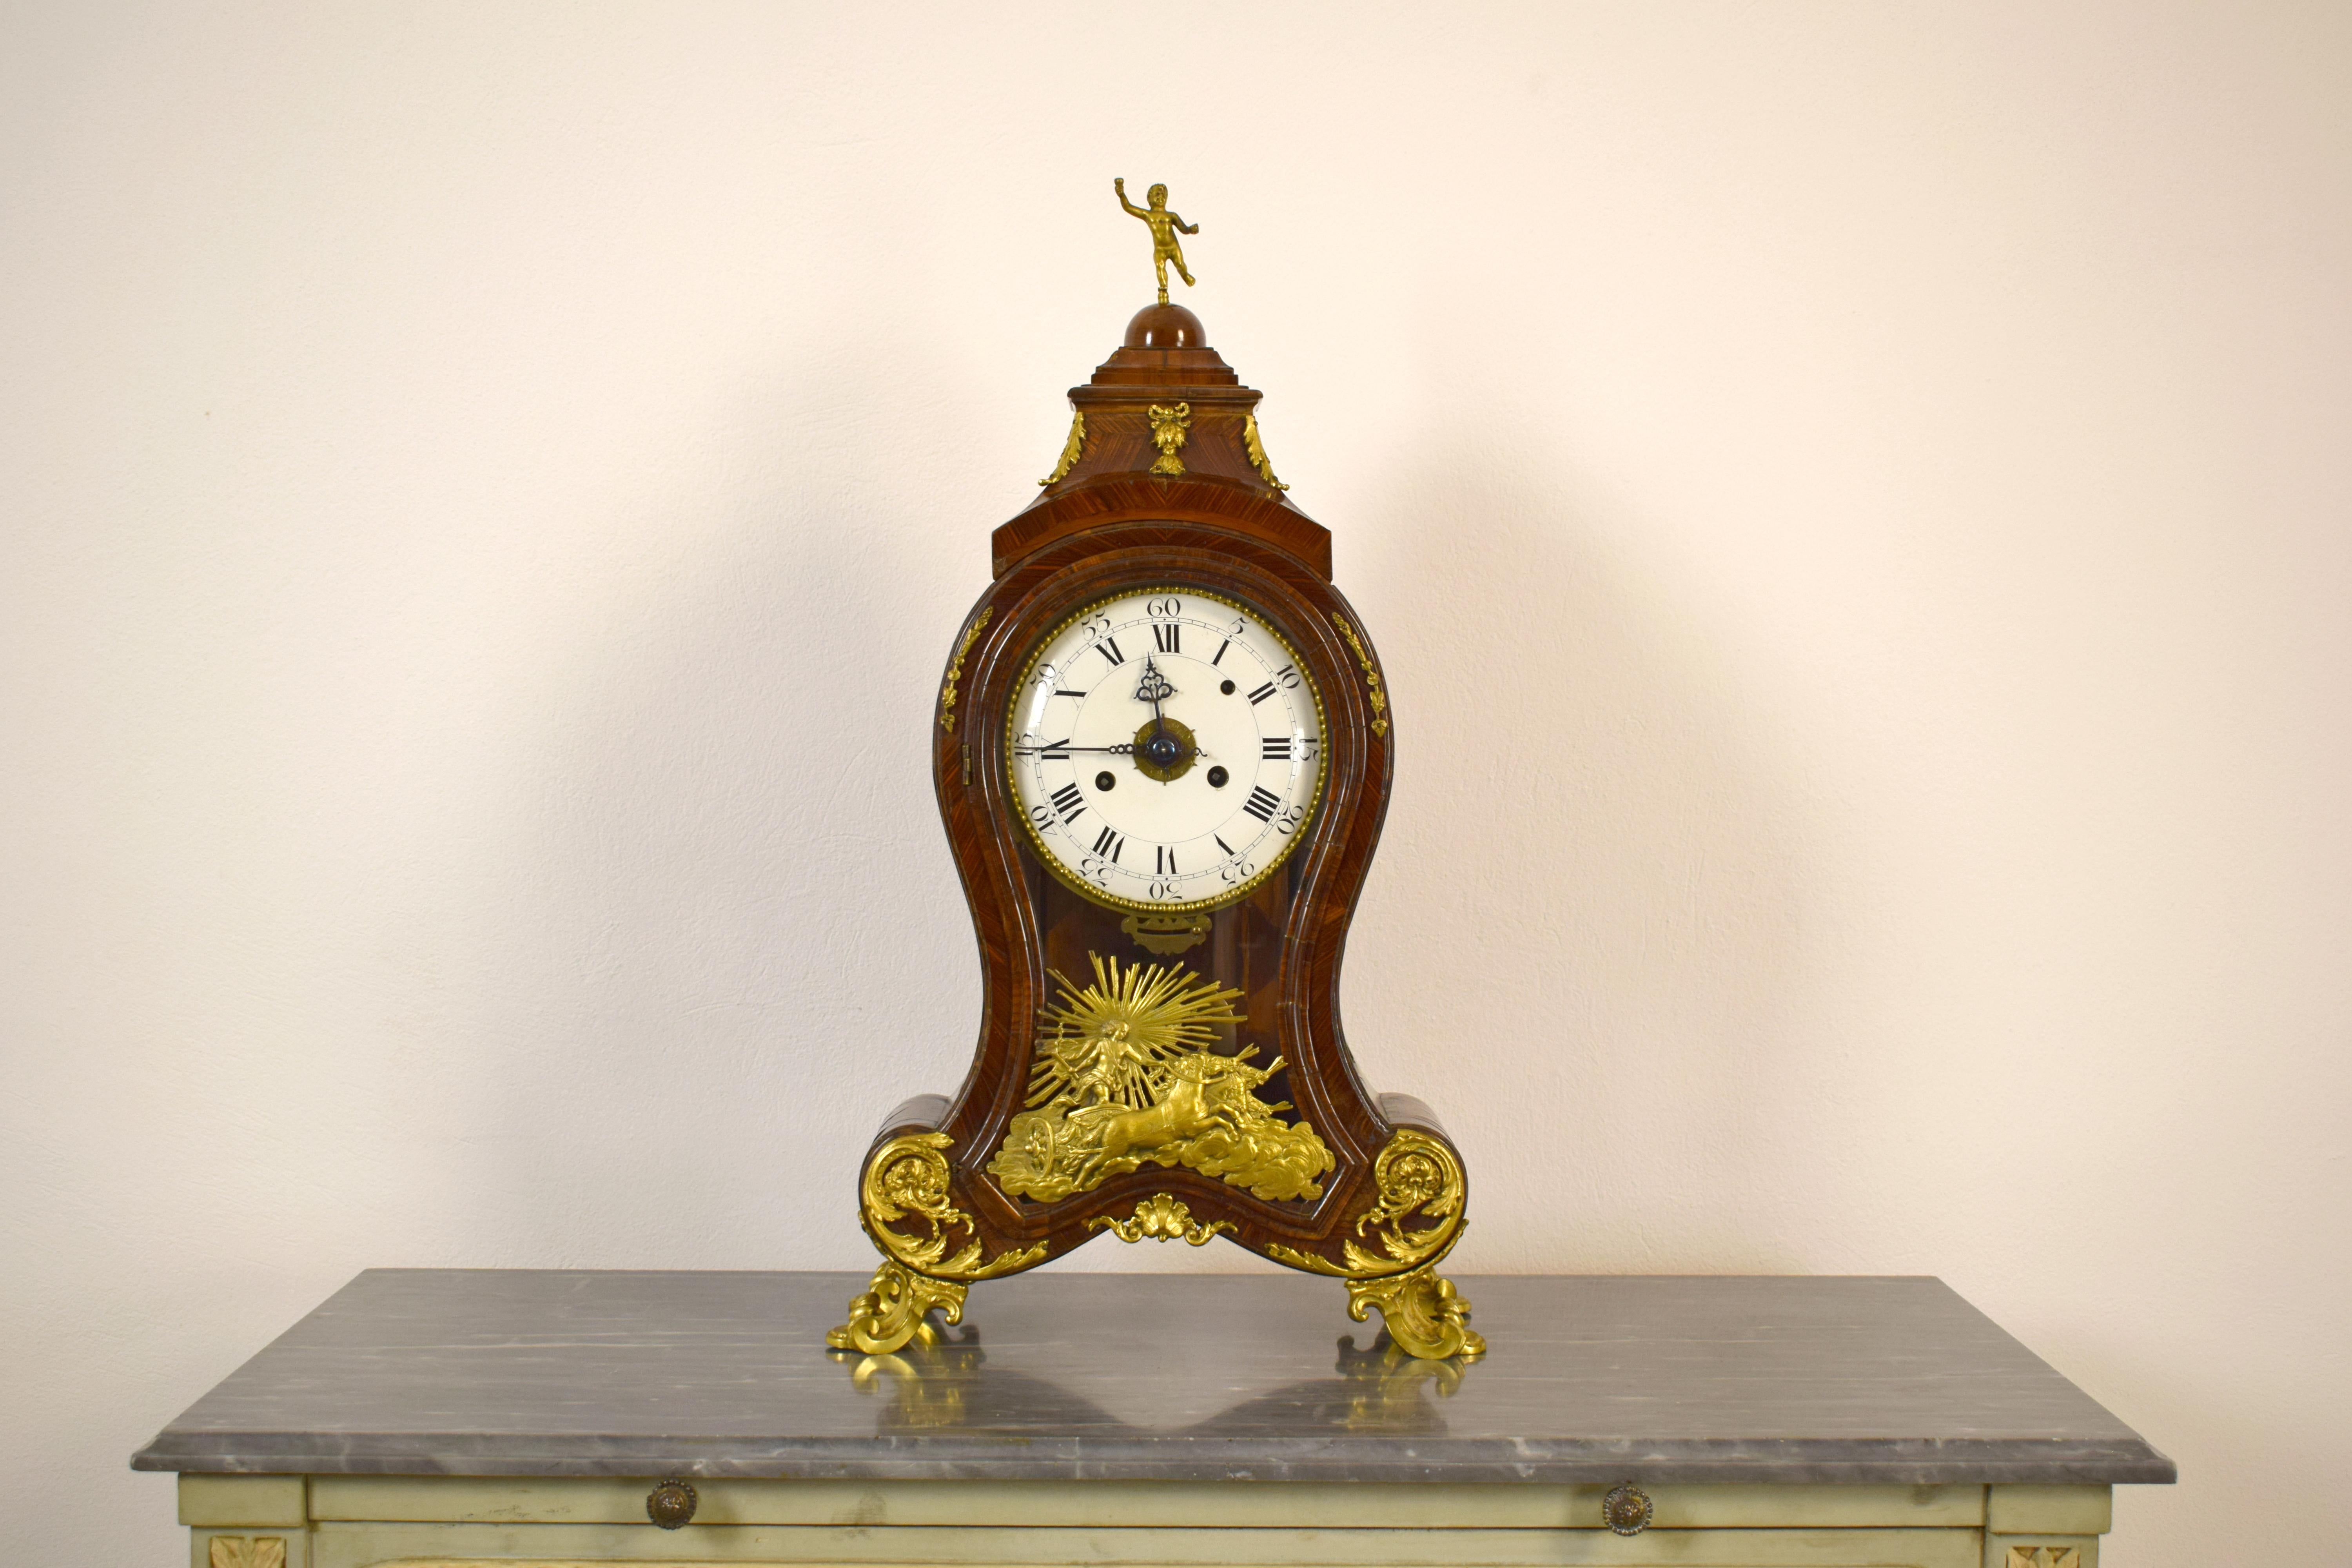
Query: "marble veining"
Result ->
[[131, 1270, 2175, 1485]]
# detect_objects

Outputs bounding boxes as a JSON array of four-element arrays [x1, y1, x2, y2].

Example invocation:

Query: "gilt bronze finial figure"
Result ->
[[1115, 178, 1198, 304]]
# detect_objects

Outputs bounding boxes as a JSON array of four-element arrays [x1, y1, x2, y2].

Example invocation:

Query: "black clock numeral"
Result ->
[[1092, 826, 1126, 863], [1242, 786, 1282, 822], [1247, 681, 1277, 705], [1098, 635, 1127, 668], [1261, 736, 1292, 760], [1214, 834, 1236, 857], [1152, 622, 1181, 654], [1039, 738, 1071, 760], [1048, 784, 1085, 823], [1211, 639, 1230, 666], [1153, 844, 1179, 875], [1053, 688, 1087, 699]]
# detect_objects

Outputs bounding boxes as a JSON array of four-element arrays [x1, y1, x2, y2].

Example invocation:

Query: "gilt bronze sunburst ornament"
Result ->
[[985, 956, 1334, 1204]]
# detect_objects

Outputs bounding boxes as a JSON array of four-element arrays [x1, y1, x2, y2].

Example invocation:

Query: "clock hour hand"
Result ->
[[1136, 655, 1177, 749], [1134, 657, 1176, 712]]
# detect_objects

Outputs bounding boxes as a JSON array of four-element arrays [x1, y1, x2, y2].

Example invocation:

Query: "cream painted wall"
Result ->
[[4, 3, 2347, 1563]]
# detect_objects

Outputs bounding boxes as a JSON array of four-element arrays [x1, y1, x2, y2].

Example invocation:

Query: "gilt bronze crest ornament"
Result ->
[[828, 186, 1482, 1361]]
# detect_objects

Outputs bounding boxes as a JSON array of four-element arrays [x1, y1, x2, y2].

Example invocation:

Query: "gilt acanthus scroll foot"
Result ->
[[1262, 1126, 1485, 1360], [1347, 1264, 1486, 1361], [826, 1261, 969, 1356]]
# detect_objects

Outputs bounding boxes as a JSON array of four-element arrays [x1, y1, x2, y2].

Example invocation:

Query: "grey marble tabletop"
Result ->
[[131, 1270, 2173, 1485]]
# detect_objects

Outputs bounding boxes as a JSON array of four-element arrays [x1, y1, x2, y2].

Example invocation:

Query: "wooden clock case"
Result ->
[[828, 303, 1482, 1361]]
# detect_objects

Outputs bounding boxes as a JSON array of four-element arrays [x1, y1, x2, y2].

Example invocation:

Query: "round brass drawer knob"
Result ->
[[1602, 1481, 1652, 1536], [646, 1477, 698, 1530]]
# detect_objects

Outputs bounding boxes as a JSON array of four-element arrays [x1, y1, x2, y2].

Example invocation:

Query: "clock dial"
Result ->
[[1008, 587, 1324, 912]]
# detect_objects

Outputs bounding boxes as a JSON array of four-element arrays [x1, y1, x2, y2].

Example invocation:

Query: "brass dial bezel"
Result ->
[[1005, 584, 1326, 916]]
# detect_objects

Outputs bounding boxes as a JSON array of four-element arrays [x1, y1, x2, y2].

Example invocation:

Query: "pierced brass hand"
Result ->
[[1131, 656, 1199, 783], [1134, 657, 1176, 711]]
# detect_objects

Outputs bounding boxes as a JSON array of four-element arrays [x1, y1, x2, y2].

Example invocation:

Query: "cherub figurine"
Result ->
[[1115, 178, 1199, 305]]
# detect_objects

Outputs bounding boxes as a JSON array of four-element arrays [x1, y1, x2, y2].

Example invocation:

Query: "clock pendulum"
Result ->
[[827, 181, 1482, 1362]]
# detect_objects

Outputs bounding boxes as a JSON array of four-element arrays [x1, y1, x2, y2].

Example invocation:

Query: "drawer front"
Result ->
[[307, 1478, 1986, 1532], [311, 1522, 1983, 1568]]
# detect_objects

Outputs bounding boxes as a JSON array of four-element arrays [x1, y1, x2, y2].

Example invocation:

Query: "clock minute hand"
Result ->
[[1011, 740, 1134, 756]]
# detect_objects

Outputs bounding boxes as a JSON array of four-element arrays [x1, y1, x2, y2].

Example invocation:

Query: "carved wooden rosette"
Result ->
[[833, 302, 1479, 1361]]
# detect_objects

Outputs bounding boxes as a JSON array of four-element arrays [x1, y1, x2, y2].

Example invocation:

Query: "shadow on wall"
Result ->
[[1341, 415, 1819, 1275], [439, 339, 1002, 1272]]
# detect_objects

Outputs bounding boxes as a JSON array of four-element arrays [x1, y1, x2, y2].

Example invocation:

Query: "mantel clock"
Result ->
[[829, 183, 1482, 1362]]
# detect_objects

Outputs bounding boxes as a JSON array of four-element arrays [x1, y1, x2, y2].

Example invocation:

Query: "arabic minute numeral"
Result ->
[[1276, 806, 1304, 835], [1146, 597, 1183, 617], [1242, 786, 1282, 822], [1274, 663, 1300, 690]]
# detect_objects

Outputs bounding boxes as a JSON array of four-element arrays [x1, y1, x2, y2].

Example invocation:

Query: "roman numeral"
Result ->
[[1098, 635, 1127, 668], [1261, 736, 1292, 760], [1154, 845, 1178, 875], [1152, 622, 1180, 653], [1247, 681, 1277, 705], [1053, 688, 1087, 699], [1243, 786, 1282, 822], [1212, 639, 1230, 666], [1040, 738, 1071, 759], [1214, 835, 1235, 857], [1048, 784, 1084, 823], [1092, 826, 1126, 862]]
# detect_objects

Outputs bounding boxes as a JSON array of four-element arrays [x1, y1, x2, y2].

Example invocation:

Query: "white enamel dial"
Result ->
[[1008, 587, 1324, 912]]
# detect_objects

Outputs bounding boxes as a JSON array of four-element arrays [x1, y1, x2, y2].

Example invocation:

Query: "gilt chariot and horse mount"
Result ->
[[829, 182, 1480, 1363]]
